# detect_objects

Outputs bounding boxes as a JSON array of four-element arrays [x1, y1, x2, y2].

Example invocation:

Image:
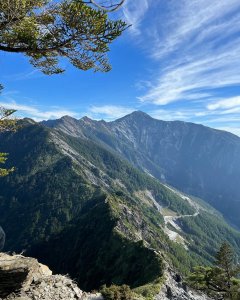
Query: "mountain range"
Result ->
[[43, 111, 240, 228], [0, 111, 240, 298]]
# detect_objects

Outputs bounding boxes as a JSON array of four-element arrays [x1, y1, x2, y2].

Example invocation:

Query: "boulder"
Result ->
[[0, 253, 103, 300], [0, 253, 51, 298]]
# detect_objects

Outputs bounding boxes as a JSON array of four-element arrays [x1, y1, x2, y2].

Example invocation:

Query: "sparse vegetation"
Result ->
[[101, 284, 135, 300], [133, 277, 165, 300]]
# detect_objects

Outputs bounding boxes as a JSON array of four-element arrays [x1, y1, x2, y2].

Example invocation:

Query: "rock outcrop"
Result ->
[[156, 268, 211, 300], [0, 253, 102, 300]]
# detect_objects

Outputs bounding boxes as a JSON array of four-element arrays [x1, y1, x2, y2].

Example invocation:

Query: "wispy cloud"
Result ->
[[89, 105, 135, 120], [0, 100, 79, 121], [139, 43, 240, 105], [122, 0, 149, 35], [216, 126, 240, 137], [149, 107, 240, 137], [126, 0, 240, 135], [2, 69, 43, 81], [137, 0, 240, 104], [207, 96, 240, 110], [149, 108, 203, 122], [151, 0, 240, 60]]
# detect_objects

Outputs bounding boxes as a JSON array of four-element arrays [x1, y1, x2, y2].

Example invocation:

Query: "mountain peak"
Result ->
[[80, 116, 94, 123], [129, 110, 151, 118], [114, 111, 152, 123], [60, 115, 77, 122], [19, 118, 37, 126]]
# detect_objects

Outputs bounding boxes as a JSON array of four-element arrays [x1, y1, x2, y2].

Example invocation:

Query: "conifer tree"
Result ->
[[188, 242, 240, 299], [0, 0, 128, 74], [0, 85, 16, 177]]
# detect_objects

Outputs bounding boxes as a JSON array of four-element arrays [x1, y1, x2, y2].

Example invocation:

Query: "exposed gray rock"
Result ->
[[0, 253, 52, 298], [0, 253, 103, 300], [156, 268, 212, 300]]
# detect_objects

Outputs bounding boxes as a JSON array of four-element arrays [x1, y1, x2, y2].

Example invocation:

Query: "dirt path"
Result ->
[[145, 187, 200, 248], [161, 185, 201, 247], [137, 190, 201, 249]]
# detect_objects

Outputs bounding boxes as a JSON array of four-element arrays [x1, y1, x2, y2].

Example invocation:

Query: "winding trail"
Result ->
[[145, 187, 200, 248]]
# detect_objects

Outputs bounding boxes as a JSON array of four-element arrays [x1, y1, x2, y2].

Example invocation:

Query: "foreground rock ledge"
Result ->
[[0, 253, 102, 300]]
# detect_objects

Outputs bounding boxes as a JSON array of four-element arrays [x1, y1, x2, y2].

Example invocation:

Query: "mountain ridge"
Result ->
[[1, 116, 240, 298], [41, 111, 240, 138], [41, 111, 240, 228]]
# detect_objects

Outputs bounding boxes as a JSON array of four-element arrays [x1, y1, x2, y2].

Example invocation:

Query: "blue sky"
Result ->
[[1, 0, 240, 136]]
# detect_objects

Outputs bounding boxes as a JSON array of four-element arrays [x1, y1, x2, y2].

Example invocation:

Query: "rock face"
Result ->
[[0, 253, 52, 298], [156, 268, 212, 300], [0, 253, 102, 300]]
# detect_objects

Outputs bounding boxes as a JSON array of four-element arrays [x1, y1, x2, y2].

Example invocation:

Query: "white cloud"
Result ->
[[139, 43, 240, 104], [149, 108, 200, 122], [207, 96, 240, 110], [151, 0, 240, 59], [133, 0, 240, 108], [122, 0, 149, 35], [216, 126, 240, 137], [0, 100, 79, 121], [89, 105, 135, 120], [128, 0, 240, 135]]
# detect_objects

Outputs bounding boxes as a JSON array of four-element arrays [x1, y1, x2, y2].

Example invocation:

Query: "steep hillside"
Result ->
[[0, 122, 101, 250], [1, 120, 240, 295], [43, 112, 240, 228], [29, 195, 164, 291]]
